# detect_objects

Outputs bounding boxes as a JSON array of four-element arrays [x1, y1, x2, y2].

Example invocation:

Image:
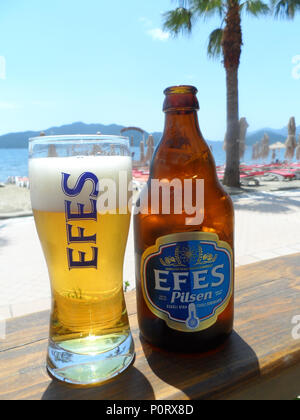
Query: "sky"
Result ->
[[0, 0, 299, 140]]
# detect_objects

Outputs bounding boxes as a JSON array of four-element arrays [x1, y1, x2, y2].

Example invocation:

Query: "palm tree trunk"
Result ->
[[223, 67, 240, 187], [222, 1, 242, 187]]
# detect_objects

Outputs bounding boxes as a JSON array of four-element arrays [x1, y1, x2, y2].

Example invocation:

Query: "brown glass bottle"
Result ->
[[134, 86, 234, 352]]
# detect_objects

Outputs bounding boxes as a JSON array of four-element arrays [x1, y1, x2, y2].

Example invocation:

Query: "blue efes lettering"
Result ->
[[67, 247, 98, 270], [65, 200, 97, 221], [62, 172, 99, 197], [62, 171, 100, 270], [67, 224, 97, 244]]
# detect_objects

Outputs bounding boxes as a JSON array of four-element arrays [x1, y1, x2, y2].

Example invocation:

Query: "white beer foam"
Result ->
[[29, 156, 132, 212]]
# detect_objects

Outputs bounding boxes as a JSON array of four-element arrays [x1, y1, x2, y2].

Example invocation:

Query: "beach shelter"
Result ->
[[269, 142, 286, 161], [252, 142, 260, 160], [145, 134, 155, 163], [238, 117, 249, 159], [140, 141, 145, 162], [261, 133, 270, 159], [296, 135, 300, 161], [296, 145, 300, 161], [257, 142, 263, 159], [251, 143, 256, 160], [269, 142, 286, 150], [285, 117, 297, 160]]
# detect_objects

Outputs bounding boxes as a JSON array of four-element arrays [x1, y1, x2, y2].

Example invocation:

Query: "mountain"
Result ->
[[246, 126, 300, 146], [0, 122, 163, 149], [1, 121, 299, 149]]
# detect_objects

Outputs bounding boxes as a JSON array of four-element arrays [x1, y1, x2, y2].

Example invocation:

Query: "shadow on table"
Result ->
[[141, 330, 260, 400], [41, 365, 155, 400], [233, 191, 300, 214]]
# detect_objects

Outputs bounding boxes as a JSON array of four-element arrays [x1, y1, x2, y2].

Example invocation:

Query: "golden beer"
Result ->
[[33, 210, 130, 342], [29, 137, 135, 385]]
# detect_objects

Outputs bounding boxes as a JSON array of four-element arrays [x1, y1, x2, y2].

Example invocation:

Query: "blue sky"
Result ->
[[0, 0, 299, 140]]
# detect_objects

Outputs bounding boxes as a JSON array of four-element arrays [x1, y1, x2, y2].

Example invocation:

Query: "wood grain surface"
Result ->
[[0, 253, 300, 400]]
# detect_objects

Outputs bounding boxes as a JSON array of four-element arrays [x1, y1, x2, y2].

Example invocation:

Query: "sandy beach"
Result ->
[[0, 185, 32, 217], [1, 181, 300, 322]]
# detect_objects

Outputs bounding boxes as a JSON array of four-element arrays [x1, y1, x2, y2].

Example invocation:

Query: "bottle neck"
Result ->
[[163, 110, 202, 141], [150, 110, 213, 179]]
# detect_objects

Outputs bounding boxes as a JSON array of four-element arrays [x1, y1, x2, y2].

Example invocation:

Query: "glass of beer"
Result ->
[[29, 135, 135, 386]]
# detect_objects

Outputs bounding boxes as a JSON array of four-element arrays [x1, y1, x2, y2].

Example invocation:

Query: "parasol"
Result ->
[[261, 133, 270, 159], [285, 117, 297, 160], [238, 117, 249, 159], [269, 142, 286, 150]]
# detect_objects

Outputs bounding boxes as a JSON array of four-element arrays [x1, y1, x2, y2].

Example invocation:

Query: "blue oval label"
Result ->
[[141, 232, 233, 332]]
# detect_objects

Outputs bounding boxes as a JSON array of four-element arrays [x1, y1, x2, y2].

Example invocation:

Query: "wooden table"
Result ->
[[1, 253, 300, 400]]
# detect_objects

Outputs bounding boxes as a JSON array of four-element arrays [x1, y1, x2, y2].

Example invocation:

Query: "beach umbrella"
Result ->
[[296, 145, 300, 161], [48, 145, 58, 157], [252, 142, 257, 160], [257, 141, 263, 159], [223, 133, 227, 151], [140, 141, 145, 162], [296, 135, 300, 161], [252, 142, 260, 160], [238, 117, 249, 159], [145, 134, 155, 163], [261, 133, 270, 160], [285, 117, 297, 160], [223, 117, 249, 157], [269, 142, 286, 150]]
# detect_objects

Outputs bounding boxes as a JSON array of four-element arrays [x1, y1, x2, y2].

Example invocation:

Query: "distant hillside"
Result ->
[[0, 122, 162, 149], [246, 126, 300, 146], [1, 121, 299, 149]]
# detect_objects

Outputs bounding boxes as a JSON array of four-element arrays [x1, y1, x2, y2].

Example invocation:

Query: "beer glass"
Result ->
[[29, 135, 135, 386]]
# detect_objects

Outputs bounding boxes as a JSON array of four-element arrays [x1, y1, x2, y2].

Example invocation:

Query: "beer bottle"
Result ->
[[134, 85, 234, 352]]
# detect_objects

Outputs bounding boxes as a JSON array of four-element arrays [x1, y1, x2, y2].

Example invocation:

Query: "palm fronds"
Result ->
[[271, 0, 300, 19], [207, 28, 224, 59], [163, 7, 194, 35]]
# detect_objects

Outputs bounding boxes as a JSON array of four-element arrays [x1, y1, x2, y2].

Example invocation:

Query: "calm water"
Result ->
[[0, 144, 287, 183], [0, 149, 29, 182]]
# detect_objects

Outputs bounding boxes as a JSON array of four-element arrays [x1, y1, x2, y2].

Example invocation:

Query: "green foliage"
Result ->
[[163, 0, 299, 59], [192, 0, 224, 18], [162, 0, 276, 60], [163, 7, 194, 35], [241, 0, 270, 16], [207, 29, 224, 59], [271, 0, 300, 19]]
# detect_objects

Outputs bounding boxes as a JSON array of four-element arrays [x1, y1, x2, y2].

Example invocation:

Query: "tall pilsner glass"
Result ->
[[29, 135, 135, 386]]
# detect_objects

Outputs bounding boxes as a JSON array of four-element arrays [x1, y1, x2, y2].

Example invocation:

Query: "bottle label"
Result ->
[[141, 232, 233, 332]]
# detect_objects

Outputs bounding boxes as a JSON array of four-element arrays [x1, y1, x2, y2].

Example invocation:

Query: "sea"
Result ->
[[0, 144, 288, 183]]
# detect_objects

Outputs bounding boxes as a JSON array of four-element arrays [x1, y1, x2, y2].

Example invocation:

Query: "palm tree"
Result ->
[[163, 0, 270, 187], [272, 0, 300, 18]]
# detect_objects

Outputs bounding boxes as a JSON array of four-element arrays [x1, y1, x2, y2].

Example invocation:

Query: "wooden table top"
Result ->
[[1, 253, 300, 400]]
